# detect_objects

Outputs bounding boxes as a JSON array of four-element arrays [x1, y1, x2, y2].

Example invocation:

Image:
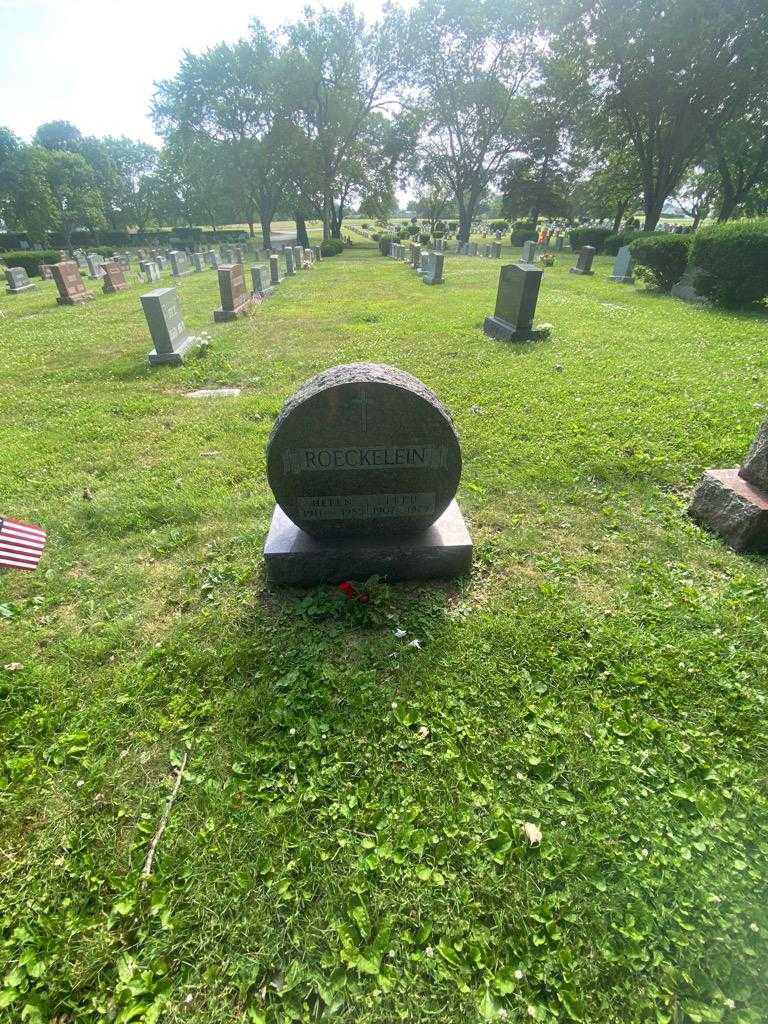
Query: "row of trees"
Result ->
[[2, 0, 768, 246]]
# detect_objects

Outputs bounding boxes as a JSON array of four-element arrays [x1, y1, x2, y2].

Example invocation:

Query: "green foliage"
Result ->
[[690, 218, 768, 308], [488, 220, 508, 232], [629, 233, 692, 292], [320, 237, 344, 256], [2, 247, 768, 1023], [406, 224, 419, 237], [418, 232, 431, 245], [378, 234, 394, 256], [568, 227, 614, 253], [0, 250, 60, 276], [511, 223, 538, 246], [604, 230, 641, 256]]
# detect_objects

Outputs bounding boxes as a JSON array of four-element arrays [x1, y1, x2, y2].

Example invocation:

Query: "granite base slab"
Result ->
[[57, 292, 95, 305], [483, 316, 552, 343], [609, 275, 634, 283], [148, 334, 203, 366], [688, 467, 768, 552], [569, 268, 594, 275], [264, 499, 473, 585], [6, 283, 36, 294], [214, 299, 255, 322]]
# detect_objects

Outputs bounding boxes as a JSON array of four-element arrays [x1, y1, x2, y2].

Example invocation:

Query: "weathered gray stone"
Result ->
[[5, 267, 35, 294], [688, 468, 768, 553], [739, 419, 768, 491], [483, 263, 551, 342], [671, 265, 709, 304], [187, 387, 242, 399], [140, 260, 160, 283], [266, 363, 462, 539], [520, 240, 537, 264], [142, 287, 202, 366], [285, 249, 295, 276], [423, 252, 444, 286], [570, 246, 596, 275], [264, 499, 472, 584], [609, 245, 634, 283], [191, 252, 205, 272], [251, 266, 272, 299], [170, 251, 191, 277], [269, 254, 282, 285], [86, 254, 105, 279], [293, 245, 304, 271]]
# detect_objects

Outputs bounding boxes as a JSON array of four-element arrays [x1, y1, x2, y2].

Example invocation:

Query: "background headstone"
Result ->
[[5, 267, 35, 294], [570, 246, 596, 275], [609, 245, 634, 283], [102, 262, 128, 293], [251, 265, 272, 298], [285, 249, 295, 276], [521, 240, 537, 264], [483, 264, 551, 342], [214, 264, 254, 321], [423, 252, 444, 286], [142, 287, 201, 365], [52, 261, 95, 305], [170, 251, 191, 277], [270, 254, 282, 285]]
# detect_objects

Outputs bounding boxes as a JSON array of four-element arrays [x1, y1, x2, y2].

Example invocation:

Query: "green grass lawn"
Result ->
[[1, 243, 767, 1024]]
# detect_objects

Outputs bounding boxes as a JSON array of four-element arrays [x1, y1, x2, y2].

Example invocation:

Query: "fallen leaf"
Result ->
[[3, 662, 23, 671]]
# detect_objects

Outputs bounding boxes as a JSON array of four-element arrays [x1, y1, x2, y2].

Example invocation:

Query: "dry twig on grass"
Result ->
[[142, 750, 189, 878]]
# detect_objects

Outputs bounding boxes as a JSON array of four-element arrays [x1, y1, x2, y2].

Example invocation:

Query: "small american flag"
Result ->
[[0, 518, 47, 571]]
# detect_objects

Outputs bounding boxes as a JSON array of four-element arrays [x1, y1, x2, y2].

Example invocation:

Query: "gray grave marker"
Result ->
[[170, 251, 191, 277], [142, 287, 202, 365], [263, 363, 472, 584], [570, 246, 596, 275], [251, 265, 272, 299], [270, 254, 282, 286], [483, 264, 551, 342], [520, 240, 537, 264], [423, 252, 444, 286], [5, 267, 35, 294], [285, 249, 295, 276], [609, 245, 635, 283]]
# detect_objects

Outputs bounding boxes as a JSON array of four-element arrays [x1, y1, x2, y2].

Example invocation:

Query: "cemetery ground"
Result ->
[[1, 243, 768, 1024]]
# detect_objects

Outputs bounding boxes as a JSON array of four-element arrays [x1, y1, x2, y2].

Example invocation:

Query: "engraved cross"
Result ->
[[352, 389, 369, 433]]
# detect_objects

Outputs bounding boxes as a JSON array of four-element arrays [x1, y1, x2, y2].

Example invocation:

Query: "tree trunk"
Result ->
[[612, 202, 627, 234], [530, 204, 540, 227], [717, 196, 738, 222], [260, 214, 272, 250], [642, 191, 665, 232], [295, 214, 309, 248], [457, 205, 472, 243]]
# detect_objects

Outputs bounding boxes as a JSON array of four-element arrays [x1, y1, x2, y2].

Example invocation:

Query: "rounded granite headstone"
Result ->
[[267, 363, 462, 538]]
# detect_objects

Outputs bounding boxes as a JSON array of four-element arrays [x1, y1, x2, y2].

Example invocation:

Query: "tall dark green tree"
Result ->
[[408, 0, 543, 242]]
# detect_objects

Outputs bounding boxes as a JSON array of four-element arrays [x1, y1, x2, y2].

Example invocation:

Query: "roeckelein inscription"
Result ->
[[283, 445, 449, 473]]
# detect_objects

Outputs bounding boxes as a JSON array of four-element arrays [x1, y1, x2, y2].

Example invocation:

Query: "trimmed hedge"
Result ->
[[0, 250, 64, 277], [604, 230, 641, 256], [511, 223, 537, 247], [690, 218, 768, 308], [378, 235, 394, 256], [488, 220, 509, 232], [569, 226, 614, 253], [629, 234, 691, 293], [320, 238, 344, 257]]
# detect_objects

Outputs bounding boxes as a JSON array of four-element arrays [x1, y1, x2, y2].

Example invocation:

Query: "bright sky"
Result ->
[[0, 0, 402, 145]]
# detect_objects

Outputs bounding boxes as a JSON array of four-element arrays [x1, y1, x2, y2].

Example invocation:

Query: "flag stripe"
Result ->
[[0, 534, 45, 553], [2, 521, 46, 541], [0, 517, 47, 571]]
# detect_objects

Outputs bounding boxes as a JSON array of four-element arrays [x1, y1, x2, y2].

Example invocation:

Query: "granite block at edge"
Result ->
[[688, 467, 768, 552], [264, 499, 473, 584]]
